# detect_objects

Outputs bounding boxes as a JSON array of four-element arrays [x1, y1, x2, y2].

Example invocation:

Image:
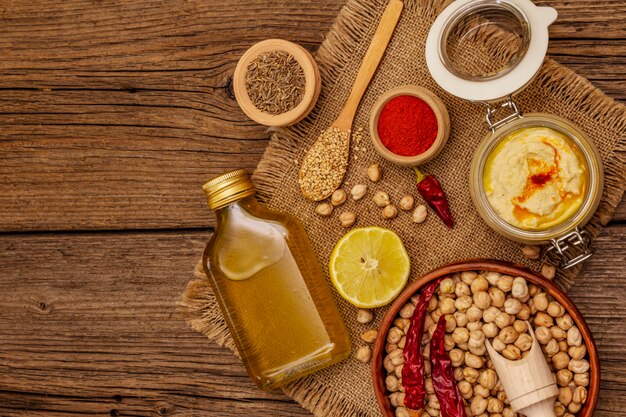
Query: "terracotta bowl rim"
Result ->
[[371, 258, 600, 417]]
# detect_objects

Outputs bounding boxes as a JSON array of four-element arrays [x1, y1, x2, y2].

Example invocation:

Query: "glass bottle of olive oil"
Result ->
[[202, 169, 351, 390]]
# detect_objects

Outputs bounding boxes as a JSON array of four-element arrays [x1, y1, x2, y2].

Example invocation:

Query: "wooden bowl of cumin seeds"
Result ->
[[233, 39, 321, 127]]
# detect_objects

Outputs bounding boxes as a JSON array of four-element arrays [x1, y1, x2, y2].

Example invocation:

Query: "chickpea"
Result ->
[[444, 334, 456, 351], [427, 394, 440, 410], [473, 291, 491, 310], [395, 407, 410, 417], [431, 309, 443, 324], [384, 355, 394, 372], [483, 322, 499, 338], [495, 312, 512, 329], [439, 297, 456, 315], [568, 402, 582, 414], [465, 351, 485, 368], [453, 311, 469, 327], [554, 402, 566, 417], [461, 271, 478, 285], [394, 364, 402, 379], [557, 369, 574, 386], [389, 348, 404, 366], [362, 329, 379, 343], [449, 348, 465, 367], [498, 326, 519, 344], [457, 342, 469, 351], [534, 312, 554, 327], [394, 318, 410, 332], [470, 275, 489, 294], [458, 380, 473, 400], [473, 384, 490, 398], [482, 306, 500, 323], [386, 374, 400, 392], [387, 327, 403, 344], [423, 343, 431, 360], [573, 386, 587, 404], [511, 277, 529, 299], [454, 367, 464, 382], [454, 282, 470, 299], [452, 327, 470, 344], [534, 326, 552, 345], [470, 396, 488, 415], [528, 284, 539, 297], [487, 398, 504, 413], [548, 301, 566, 318], [551, 326, 567, 341], [545, 339, 560, 356], [569, 359, 590, 374], [398, 336, 406, 349], [425, 406, 439, 416], [389, 392, 400, 408], [463, 367, 480, 383], [502, 344, 522, 360], [425, 377, 435, 394], [513, 320, 528, 334], [444, 315, 457, 333], [466, 305, 483, 322], [455, 295, 472, 312], [427, 296, 438, 312], [503, 298, 522, 315], [567, 326, 582, 347], [552, 352, 571, 370], [516, 304, 531, 320], [573, 372, 589, 387], [492, 337, 506, 353], [479, 369, 498, 390], [558, 386, 573, 405], [496, 275, 514, 292], [533, 293, 549, 311], [515, 333, 533, 352], [488, 287, 506, 307], [568, 344, 587, 360], [502, 408, 515, 417], [556, 314, 574, 331]]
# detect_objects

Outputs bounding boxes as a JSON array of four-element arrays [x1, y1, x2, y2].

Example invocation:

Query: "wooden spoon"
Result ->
[[299, 0, 404, 201]]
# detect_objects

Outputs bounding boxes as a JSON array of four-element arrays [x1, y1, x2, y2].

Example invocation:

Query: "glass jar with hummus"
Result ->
[[469, 114, 603, 261], [426, 0, 605, 268]]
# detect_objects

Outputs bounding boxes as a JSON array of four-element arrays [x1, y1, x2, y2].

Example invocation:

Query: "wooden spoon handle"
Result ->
[[333, 0, 403, 130]]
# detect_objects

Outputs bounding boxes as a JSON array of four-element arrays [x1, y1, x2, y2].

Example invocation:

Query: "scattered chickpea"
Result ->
[[412, 204, 427, 224], [521, 245, 541, 260], [356, 308, 374, 324], [399, 195, 415, 211], [382, 204, 398, 219], [541, 263, 557, 280], [331, 189, 347, 206], [367, 163, 381, 182], [315, 202, 333, 216], [361, 329, 378, 343], [339, 211, 356, 227], [373, 190, 391, 207], [350, 184, 367, 200], [356, 345, 371, 363]]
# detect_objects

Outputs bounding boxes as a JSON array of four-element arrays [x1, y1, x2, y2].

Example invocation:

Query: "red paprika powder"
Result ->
[[377, 95, 438, 156]]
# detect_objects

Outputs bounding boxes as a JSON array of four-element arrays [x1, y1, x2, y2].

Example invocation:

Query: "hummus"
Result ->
[[484, 127, 587, 230]]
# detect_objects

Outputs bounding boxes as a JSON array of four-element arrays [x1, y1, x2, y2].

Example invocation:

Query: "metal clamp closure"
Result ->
[[545, 228, 592, 270], [485, 97, 523, 132]]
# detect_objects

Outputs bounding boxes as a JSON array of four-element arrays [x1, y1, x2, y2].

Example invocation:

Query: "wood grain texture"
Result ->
[[0, 227, 624, 416], [0, 0, 623, 231]]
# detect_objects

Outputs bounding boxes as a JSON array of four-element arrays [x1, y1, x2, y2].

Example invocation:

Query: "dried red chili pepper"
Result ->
[[414, 167, 454, 229], [431, 316, 468, 417], [402, 278, 442, 410]]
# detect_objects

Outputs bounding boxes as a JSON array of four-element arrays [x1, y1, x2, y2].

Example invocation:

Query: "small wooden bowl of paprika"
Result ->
[[371, 259, 599, 417], [369, 85, 450, 166]]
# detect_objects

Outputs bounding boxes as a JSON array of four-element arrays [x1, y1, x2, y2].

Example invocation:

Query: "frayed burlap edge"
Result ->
[[179, 0, 625, 415]]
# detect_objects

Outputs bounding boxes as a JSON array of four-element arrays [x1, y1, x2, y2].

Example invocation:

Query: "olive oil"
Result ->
[[202, 170, 350, 390]]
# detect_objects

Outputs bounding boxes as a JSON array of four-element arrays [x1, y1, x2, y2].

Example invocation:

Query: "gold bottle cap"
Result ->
[[202, 169, 256, 210]]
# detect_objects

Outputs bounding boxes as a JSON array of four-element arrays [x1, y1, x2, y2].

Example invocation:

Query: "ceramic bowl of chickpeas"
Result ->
[[372, 259, 599, 417]]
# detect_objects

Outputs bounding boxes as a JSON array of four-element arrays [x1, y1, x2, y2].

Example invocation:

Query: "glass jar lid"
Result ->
[[425, 0, 557, 102]]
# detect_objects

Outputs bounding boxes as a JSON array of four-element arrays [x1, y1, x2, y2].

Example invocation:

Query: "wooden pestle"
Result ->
[[486, 322, 558, 417]]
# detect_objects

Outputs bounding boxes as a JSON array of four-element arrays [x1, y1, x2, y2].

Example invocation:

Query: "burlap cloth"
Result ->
[[180, 0, 625, 415]]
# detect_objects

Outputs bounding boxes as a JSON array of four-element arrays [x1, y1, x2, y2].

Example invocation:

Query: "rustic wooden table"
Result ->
[[0, 1, 624, 416]]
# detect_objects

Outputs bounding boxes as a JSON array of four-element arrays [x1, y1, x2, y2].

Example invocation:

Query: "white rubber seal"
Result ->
[[426, 0, 557, 102]]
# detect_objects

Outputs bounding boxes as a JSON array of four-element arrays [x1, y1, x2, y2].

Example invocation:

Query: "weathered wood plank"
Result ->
[[0, 0, 623, 231], [0, 226, 624, 416]]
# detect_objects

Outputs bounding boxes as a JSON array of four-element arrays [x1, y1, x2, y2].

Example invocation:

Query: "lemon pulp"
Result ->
[[329, 227, 410, 308]]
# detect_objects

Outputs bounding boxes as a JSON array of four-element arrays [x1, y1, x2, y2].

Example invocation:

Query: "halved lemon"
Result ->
[[329, 227, 410, 308]]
